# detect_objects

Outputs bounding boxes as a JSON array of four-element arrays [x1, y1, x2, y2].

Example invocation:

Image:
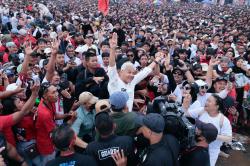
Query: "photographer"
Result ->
[[136, 113, 178, 166], [180, 120, 218, 166]]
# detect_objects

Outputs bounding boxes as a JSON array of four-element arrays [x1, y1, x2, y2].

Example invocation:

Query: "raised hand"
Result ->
[[109, 33, 118, 49], [209, 57, 220, 66], [24, 41, 37, 56], [30, 82, 40, 95], [51, 38, 60, 55], [112, 149, 127, 166]]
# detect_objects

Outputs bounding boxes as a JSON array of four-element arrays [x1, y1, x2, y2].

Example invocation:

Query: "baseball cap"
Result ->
[[6, 42, 17, 48], [109, 91, 129, 110], [78, 92, 98, 105], [136, 113, 165, 133], [214, 76, 227, 83], [44, 48, 52, 54], [195, 120, 218, 143], [4, 69, 15, 77], [95, 99, 111, 113], [195, 80, 207, 87]]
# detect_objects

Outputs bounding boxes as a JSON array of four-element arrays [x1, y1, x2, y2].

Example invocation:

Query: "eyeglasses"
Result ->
[[184, 86, 191, 90], [127, 54, 134, 57], [200, 85, 209, 90]]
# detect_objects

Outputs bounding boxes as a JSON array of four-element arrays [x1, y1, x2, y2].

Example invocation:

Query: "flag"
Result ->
[[98, 0, 109, 16]]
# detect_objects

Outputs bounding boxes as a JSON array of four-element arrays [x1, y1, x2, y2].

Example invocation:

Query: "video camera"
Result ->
[[152, 98, 196, 150]]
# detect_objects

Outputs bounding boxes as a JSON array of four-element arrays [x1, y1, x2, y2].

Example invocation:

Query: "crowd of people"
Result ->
[[0, 0, 250, 166]]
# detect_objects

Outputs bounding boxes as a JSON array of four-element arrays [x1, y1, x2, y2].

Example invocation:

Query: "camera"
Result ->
[[152, 98, 196, 150]]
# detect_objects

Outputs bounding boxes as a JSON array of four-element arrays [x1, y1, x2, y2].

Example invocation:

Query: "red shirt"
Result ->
[[2, 127, 16, 146], [0, 115, 15, 146], [35, 101, 56, 155], [16, 114, 36, 141], [0, 115, 14, 131]]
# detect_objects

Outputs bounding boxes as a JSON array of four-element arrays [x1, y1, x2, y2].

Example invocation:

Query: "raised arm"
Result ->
[[109, 33, 118, 67], [0, 88, 24, 99], [12, 83, 40, 124], [20, 42, 36, 74], [46, 39, 60, 82], [206, 58, 219, 88]]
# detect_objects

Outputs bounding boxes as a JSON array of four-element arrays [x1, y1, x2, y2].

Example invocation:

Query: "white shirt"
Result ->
[[197, 90, 228, 107], [187, 108, 232, 166], [77, 44, 99, 54], [64, 54, 81, 66], [107, 65, 152, 112]]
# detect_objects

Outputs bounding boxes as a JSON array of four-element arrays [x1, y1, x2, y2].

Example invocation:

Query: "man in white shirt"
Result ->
[[107, 33, 161, 112], [75, 34, 99, 55]]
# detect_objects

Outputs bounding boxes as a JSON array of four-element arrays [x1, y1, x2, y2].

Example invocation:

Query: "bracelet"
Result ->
[[154, 60, 159, 65]]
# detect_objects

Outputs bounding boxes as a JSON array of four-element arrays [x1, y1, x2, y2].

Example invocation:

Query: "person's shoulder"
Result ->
[[115, 135, 133, 144], [79, 154, 98, 165]]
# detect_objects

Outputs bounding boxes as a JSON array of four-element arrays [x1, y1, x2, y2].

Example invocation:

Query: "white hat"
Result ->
[[195, 80, 207, 87], [75, 46, 85, 53], [79, 92, 98, 105], [44, 48, 52, 54], [18, 29, 27, 36], [200, 63, 209, 72]]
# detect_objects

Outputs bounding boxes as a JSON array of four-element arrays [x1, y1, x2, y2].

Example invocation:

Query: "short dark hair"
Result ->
[[211, 94, 224, 111], [52, 124, 75, 151], [57, 50, 64, 55], [37, 38, 47, 44], [102, 52, 110, 58], [2, 96, 18, 115], [85, 49, 97, 61], [100, 41, 110, 48], [95, 112, 113, 136]]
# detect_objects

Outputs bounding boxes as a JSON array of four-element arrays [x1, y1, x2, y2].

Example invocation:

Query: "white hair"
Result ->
[[120, 62, 135, 71]]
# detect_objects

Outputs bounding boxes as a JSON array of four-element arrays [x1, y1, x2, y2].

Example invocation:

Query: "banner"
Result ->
[[98, 0, 109, 16]]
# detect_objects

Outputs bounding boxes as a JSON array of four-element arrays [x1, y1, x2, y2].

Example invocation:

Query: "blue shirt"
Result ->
[[71, 106, 95, 138]]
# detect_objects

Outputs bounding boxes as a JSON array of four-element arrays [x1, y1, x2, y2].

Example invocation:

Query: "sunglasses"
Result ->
[[173, 72, 182, 75], [200, 85, 209, 90], [127, 54, 134, 57]]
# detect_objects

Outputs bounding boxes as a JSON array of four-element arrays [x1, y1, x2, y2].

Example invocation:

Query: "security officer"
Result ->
[[85, 111, 137, 166], [136, 113, 175, 166]]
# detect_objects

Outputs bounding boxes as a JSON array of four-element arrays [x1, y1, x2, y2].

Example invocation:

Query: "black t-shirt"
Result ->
[[85, 134, 137, 166], [46, 153, 97, 166], [180, 146, 210, 166], [141, 137, 175, 166]]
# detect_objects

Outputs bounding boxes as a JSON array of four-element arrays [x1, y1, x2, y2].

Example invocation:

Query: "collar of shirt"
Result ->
[[98, 134, 116, 142], [148, 137, 165, 151], [81, 106, 95, 116], [110, 112, 125, 118]]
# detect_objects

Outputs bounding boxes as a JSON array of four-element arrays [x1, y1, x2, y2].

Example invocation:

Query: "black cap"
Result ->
[[136, 113, 165, 133], [214, 76, 227, 83], [196, 120, 218, 143]]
